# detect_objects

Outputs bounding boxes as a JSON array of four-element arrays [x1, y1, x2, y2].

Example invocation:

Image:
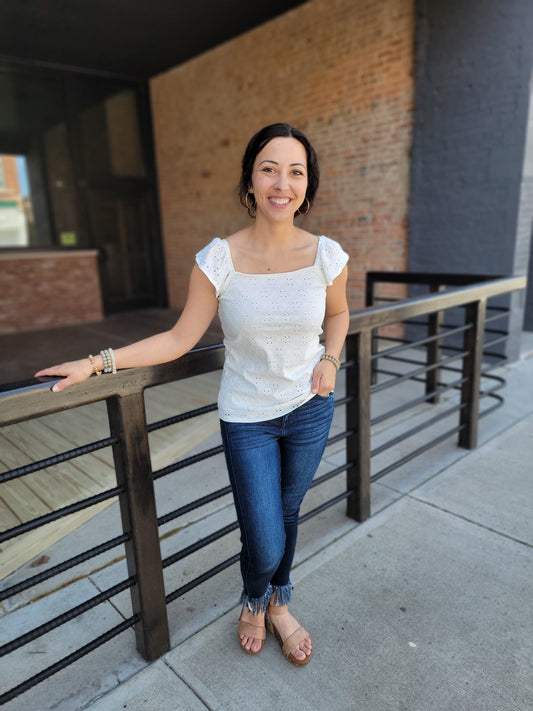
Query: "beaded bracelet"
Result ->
[[320, 353, 340, 371], [100, 349, 111, 373], [100, 348, 117, 374], [88, 354, 102, 376], [108, 347, 117, 374]]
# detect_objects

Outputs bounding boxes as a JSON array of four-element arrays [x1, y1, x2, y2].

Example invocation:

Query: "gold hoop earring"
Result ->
[[297, 197, 310, 216], [245, 192, 256, 217]]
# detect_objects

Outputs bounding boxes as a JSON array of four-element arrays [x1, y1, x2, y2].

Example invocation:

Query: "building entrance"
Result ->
[[0, 64, 165, 313]]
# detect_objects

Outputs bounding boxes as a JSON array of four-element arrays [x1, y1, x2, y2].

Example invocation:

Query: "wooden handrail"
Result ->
[[1, 276, 525, 429]]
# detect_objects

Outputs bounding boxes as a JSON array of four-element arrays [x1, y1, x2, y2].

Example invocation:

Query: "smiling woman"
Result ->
[[35, 122, 349, 668], [238, 123, 320, 219]]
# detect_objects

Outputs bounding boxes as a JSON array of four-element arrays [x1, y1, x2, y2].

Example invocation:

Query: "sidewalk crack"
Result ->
[[162, 659, 213, 710], [408, 495, 533, 549]]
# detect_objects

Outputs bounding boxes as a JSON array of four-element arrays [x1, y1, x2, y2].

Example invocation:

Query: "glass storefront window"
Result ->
[[0, 155, 33, 247]]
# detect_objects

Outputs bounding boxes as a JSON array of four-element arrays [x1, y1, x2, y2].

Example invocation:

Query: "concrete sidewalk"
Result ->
[[88, 410, 533, 709], [2, 345, 533, 711]]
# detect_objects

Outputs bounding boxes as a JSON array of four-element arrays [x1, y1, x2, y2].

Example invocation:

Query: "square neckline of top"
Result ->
[[221, 235, 324, 276]]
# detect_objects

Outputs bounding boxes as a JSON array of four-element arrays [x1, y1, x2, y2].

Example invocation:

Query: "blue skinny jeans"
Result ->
[[220, 393, 335, 614]]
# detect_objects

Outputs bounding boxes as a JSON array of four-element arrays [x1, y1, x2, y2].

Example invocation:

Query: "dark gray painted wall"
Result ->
[[409, 0, 533, 356], [518, 98, 533, 330]]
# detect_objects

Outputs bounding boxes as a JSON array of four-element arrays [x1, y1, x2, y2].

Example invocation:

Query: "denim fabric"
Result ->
[[220, 393, 334, 612]]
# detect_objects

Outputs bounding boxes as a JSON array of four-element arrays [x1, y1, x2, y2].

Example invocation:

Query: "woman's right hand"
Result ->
[[35, 358, 94, 393]]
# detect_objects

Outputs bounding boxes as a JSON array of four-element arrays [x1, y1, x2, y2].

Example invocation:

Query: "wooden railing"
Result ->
[[0, 273, 526, 705]]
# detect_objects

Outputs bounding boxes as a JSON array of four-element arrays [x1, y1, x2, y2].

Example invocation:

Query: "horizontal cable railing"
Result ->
[[0, 272, 526, 705]]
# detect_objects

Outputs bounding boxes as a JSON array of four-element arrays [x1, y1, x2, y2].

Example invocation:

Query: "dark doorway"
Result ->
[[0, 64, 166, 313], [87, 189, 157, 312]]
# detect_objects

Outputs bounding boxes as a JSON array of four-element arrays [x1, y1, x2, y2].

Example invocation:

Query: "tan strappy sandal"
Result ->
[[265, 606, 313, 666], [237, 611, 266, 655]]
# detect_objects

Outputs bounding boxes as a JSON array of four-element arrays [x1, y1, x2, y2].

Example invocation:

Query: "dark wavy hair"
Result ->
[[238, 123, 320, 217]]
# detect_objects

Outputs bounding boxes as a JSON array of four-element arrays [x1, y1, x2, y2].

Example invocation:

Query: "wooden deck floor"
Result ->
[[0, 371, 222, 580]]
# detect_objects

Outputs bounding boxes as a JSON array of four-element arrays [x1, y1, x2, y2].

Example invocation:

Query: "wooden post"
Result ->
[[366, 274, 379, 386], [107, 393, 170, 660], [426, 284, 445, 403], [459, 300, 486, 450], [346, 330, 372, 522]]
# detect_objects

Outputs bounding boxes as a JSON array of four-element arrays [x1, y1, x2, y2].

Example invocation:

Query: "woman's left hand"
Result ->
[[311, 358, 337, 397]]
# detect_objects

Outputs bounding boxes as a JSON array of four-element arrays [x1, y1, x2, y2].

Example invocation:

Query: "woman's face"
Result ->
[[249, 137, 308, 221]]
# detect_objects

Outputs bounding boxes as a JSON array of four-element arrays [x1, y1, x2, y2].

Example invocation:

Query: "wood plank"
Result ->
[[0, 498, 20, 532], [0, 478, 50, 524], [6, 416, 106, 461], [0, 432, 34, 470], [5, 418, 115, 479], [1, 425, 116, 511], [18, 466, 114, 513], [0, 372, 222, 580], [33, 402, 110, 442]]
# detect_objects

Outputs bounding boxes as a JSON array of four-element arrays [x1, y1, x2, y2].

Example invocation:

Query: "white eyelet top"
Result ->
[[195, 235, 349, 422]]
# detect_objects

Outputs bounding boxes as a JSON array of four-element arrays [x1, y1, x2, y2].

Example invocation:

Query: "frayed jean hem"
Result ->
[[269, 582, 293, 607], [240, 584, 273, 615], [240, 581, 293, 615]]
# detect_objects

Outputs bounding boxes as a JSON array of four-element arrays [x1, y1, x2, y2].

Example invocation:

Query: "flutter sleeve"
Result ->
[[319, 236, 349, 285], [195, 238, 232, 297]]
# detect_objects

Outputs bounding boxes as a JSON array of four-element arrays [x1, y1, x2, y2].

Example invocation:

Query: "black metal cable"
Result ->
[[157, 485, 232, 527], [0, 577, 135, 656], [371, 323, 472, 362], [0, 486, 124, 544], [155, 427, 346, 529], [299, 490, 352, 523], [0, 533, 129, 602], [0, 614, 139, 705], [162, 522, 239, 569], [371, 350, 469, 394], [309, 463, 350, 489], [0, 436, 118, 484], [371, 402, 466, 458], [147, 403, 218, 432], [371, 424, 466, 481], [165, 555, 240, 604], [152, 444, 224, 480], [479, 397, 504, 417], [371, 376, 467, 426]]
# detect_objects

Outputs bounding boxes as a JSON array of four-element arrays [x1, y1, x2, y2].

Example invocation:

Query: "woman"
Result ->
[[36, 123, 349, 667]]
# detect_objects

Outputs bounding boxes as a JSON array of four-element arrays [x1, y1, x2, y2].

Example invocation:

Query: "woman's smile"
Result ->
[[269, 196, 292, 207]]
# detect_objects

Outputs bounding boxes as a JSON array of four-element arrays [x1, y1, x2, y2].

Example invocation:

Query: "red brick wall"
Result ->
[[0, 251, 103, 334], [150, 0, 414, 311]]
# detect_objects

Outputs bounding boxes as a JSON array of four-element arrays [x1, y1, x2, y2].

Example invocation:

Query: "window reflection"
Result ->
[[0, 155, 33, 247]]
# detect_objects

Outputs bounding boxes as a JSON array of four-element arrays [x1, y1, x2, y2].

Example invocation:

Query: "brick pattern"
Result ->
[[0, 252, 103, 334], [150, 0, 414, 311]]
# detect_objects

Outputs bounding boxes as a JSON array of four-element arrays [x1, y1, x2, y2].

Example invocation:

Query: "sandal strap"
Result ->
[[238, 619, 266, 640], [281, 627, 309, 658], [266, 604, 287, 616]]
